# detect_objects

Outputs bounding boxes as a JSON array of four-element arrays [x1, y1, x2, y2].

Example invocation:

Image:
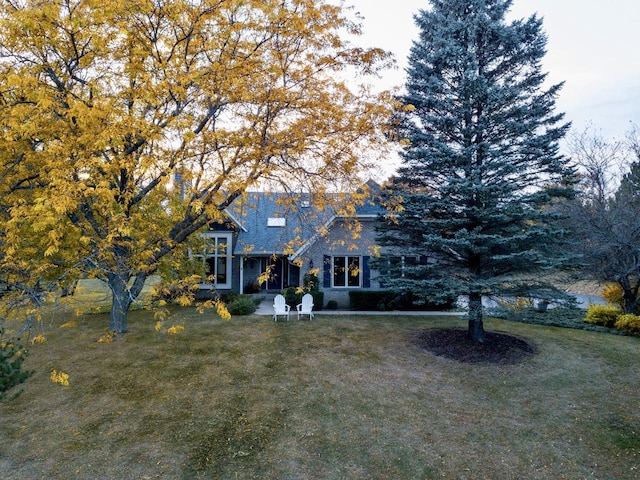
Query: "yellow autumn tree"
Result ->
[[0, 0, 393, 332]]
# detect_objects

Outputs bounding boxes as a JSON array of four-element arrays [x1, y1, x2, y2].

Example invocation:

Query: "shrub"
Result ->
[[281, 286, 301, 308], [584, 304, 622, 328], [602, 283, 624, 309], [348, 290, 456, 311], [303, 272, 320, 292], [327, 300, 338, 310], [220, 292, 240, 304], [1, 329, 33, 401], [349, 291, 394, 311], [498, 297, 533, 311], [496, 297, 534, 321], [282, 286, 323, 311], [490, 306, 589, 330], [226, 295, 257, 315], [615, 314, 640, 335], [310, 291, 323, 311]]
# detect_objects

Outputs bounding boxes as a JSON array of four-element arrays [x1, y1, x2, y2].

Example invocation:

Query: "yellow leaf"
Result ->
[[166, 324, 185, 335], [30, 334, 46, 345], [50, 369, 70, 386], [215, 299, 231, 321], [98, 332, 114, 344]]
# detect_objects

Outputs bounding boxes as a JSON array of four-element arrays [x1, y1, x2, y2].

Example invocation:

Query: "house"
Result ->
[[198, 181, 389, 308]]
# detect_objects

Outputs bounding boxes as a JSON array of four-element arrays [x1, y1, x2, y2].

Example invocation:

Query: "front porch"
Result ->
[[239, 255, 301, 294]]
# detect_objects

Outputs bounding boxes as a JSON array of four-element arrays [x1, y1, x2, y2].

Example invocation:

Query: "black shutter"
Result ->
[[362, 256, 370, 288], [323, 255, 331, 288]]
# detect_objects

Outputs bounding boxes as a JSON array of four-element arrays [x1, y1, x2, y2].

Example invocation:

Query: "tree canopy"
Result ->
[[376, 0, 575, 342], [562, 125, 640, 314], [0, 0, 393, 332]]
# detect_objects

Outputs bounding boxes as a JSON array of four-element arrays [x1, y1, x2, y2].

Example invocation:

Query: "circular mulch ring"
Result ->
[[414, 328, 538, 365]]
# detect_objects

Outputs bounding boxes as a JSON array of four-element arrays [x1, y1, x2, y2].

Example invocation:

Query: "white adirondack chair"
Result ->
[[273, 294, 290, 322], [296, 293, 314, 321]]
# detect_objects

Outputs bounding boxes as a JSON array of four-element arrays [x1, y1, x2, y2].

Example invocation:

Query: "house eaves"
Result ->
[[223, 209, 248, 232]]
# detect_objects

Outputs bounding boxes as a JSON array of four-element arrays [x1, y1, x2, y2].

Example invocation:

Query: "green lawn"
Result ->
[[1, 308, 639, 479]]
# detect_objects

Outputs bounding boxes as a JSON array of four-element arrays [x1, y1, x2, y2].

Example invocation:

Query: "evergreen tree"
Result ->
[[0, 328, 32, 401], [377, 0, 575, 342], [616, 161, 640, 202]]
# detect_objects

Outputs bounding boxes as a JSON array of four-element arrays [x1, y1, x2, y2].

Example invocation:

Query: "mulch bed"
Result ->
[[414, 328, 538, 365]]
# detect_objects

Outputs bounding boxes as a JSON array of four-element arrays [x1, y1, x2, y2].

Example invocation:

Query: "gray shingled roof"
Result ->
[[227, 182, 385, 256]]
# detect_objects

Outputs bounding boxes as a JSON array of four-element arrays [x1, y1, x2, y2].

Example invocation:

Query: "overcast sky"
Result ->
[[346, 0, 640, 141]]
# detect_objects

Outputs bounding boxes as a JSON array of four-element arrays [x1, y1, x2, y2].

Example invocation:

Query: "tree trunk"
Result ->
[[620, 278, 639, 314], [468, 291, 485, 344], [108, 272, 133, 333], [622, 289, 637, 314]]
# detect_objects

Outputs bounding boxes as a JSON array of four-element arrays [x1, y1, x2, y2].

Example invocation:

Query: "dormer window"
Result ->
[[267, 217, 286, 227]]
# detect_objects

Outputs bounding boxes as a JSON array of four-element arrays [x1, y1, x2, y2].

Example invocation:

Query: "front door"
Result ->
[[262, 257, 285, 291]]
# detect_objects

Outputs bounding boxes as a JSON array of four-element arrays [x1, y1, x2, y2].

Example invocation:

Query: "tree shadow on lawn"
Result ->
[[414, 328, 538, 365]]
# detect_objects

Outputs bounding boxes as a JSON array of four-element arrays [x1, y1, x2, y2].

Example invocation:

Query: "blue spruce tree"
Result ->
[[377, 0, 575, 343]]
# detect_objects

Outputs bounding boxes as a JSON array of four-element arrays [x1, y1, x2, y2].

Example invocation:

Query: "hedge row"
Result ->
[[348, 290, 456, 311]]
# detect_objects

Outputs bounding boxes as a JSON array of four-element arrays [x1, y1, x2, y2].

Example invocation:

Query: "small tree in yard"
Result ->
[[0, 0, 393, 333], [0, 328, 32, 401], [562, 125, 640, 314], [376, 0, 575, 343]]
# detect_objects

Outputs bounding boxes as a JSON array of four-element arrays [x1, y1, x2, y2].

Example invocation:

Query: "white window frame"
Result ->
[[332, 255, 362, 288], [267, 217, 286, 227], [201, 232, 233, 289]]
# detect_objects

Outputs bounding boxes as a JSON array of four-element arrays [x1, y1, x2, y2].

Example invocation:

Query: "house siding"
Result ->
[[302, 217, 383, 308], [197, 185, 399, 307]]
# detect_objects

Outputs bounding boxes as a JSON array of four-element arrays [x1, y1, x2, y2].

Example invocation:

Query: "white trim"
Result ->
[[290, 214, 337, 259], [290, 214, 378, 260], [222, 209, 248, 232], [200, 232, 233, 289], [331, 255, 363, 288], [239, 256, 245, 294]]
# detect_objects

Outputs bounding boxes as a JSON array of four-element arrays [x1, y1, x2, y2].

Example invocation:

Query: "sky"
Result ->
[[345, 0, 640, 141]]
